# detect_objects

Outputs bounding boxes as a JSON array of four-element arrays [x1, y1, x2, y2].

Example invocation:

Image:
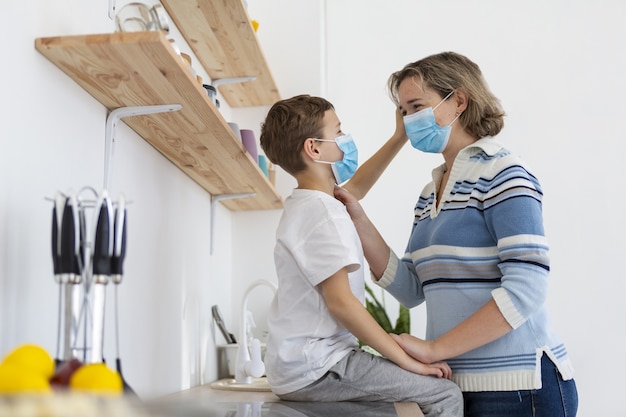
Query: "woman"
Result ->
[[335, 52, 578, 416]]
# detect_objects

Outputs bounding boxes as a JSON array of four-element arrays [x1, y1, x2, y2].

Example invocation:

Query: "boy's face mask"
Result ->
[[403, 90, 461, 154], [313, 134, 358, 184]]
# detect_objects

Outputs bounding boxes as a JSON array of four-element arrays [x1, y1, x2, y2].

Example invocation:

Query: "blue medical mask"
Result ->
[[314, 134, 358, 184], [403, 90, 461, 153]]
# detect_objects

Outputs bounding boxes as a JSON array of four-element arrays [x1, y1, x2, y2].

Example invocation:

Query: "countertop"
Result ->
[[0, 384, 424, 416], [149, 382, 425, 417]]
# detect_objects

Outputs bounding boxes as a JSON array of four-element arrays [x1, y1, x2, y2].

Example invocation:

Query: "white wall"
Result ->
[[2, 0, 624, 414]]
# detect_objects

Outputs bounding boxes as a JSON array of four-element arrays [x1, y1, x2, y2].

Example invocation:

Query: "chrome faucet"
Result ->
[[235, 279, 277, 384]]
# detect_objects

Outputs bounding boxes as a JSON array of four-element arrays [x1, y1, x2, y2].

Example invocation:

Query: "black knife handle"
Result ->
[[51, 203, 61, 277], [93, 197, 113, 276], [60, 199, 80, 276], [111, 210, 127, 283]]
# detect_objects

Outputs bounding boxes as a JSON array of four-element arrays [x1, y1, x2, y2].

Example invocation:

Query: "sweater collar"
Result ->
[[459, 136, 502, 157], [431, 137, 503, 180]]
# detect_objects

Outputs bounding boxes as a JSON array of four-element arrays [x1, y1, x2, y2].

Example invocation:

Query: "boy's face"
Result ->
[[315, 110, 346, 162], [319, 109, 344, 141]]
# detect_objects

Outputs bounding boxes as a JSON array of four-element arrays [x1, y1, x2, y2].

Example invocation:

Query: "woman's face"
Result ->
[[397, 76, 457, 126]]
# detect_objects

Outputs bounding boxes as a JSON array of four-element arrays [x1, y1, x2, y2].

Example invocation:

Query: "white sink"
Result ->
[[209, 377, 271, 392]]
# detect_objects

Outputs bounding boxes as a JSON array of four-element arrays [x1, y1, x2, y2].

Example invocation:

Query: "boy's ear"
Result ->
[[302, 138, 321, 160]]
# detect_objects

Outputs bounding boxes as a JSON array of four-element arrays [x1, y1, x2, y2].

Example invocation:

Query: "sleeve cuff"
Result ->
[[370, 248, 398, 289], [491, 287, 526, 329]]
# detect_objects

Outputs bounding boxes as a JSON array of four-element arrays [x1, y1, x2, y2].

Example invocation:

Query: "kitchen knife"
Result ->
[[111, 193, 126, 285], [212, 305, 237, 344], [110, 193, 135, 393], [60, 192, 83, 361], [51, 192, 65, 281], [91, 191, 113, 364], [51, 192, 65, 364], [60, 194, 81, 280]]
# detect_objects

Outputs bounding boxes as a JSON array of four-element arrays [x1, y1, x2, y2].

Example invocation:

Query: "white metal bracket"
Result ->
[[210, 193, 256, 254], [108, 0, 116, 20], [212, 77, 257, 87], [104, 104, 182, 190]]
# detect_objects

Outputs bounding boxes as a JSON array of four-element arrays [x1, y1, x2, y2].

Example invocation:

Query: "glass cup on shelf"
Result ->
[[115, 3, 170, 33]]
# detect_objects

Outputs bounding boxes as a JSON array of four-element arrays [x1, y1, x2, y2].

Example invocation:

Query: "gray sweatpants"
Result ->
[[277, 349, 463, 417]]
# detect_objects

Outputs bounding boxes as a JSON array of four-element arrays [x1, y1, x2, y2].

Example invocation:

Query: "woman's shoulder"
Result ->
[[465, 138, 535, 174]]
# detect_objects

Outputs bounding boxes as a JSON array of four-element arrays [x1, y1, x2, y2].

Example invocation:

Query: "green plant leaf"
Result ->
[[365, 299, 393, 333], [361, 283, 412, 347], [393, 305, 411, 335], [364, 284, 386, 312]]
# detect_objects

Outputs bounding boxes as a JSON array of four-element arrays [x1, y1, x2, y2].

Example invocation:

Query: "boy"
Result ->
[[259, 95, 462, 417]]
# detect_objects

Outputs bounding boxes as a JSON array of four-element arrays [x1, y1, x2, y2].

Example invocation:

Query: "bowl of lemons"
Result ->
[[0, 343, 123, 395], [0, 343, 143, 416]]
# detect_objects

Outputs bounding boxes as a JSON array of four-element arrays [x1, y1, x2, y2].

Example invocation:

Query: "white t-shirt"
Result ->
[[265, 189, 364, 395]]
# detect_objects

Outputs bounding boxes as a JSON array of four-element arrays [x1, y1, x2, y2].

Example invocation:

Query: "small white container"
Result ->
[[218, 343, 239, 377], [217, 343, 267, 377]]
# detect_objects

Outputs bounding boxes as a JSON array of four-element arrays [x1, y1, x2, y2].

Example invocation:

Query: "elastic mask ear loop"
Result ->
[[449, 111, 462, 126], [433, 90, 455, 111], [313, 138, 339, 164], [433, 90, 462, 126]]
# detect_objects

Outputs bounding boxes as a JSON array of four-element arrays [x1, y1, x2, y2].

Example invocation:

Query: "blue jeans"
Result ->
[[463, 354, 578, 417]]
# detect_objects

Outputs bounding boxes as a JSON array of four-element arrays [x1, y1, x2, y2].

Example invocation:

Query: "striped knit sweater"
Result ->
[[376, 137, 574, 392]]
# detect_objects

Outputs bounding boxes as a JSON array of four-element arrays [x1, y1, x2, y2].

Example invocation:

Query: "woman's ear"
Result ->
[[454, 89, 469, 113]]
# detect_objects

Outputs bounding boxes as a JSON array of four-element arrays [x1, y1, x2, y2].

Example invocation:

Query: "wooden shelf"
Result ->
[[35, 32, 282, 210], [161, 0, 280, 107]]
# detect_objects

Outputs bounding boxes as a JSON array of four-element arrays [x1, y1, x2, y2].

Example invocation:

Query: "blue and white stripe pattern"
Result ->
[[377, 138, 574, 391]]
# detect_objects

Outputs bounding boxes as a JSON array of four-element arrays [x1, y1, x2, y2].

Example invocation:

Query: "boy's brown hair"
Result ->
[[260, 95, 334, 176]]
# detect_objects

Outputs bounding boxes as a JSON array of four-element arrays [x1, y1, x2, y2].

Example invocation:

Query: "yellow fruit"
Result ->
[[2, 344, 54, 380], [0, 362, 51, 394], [69, 363, 123, 395]]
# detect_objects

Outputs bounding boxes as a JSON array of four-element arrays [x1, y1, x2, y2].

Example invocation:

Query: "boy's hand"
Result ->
[[403, 357, 453, 380], [393, 108, 408, 141]]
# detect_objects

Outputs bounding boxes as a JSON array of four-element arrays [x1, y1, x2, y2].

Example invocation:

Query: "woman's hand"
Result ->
[[333, 185, 366, 221], [393, 300, 514, 362], [390, 333, 439, 364]]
